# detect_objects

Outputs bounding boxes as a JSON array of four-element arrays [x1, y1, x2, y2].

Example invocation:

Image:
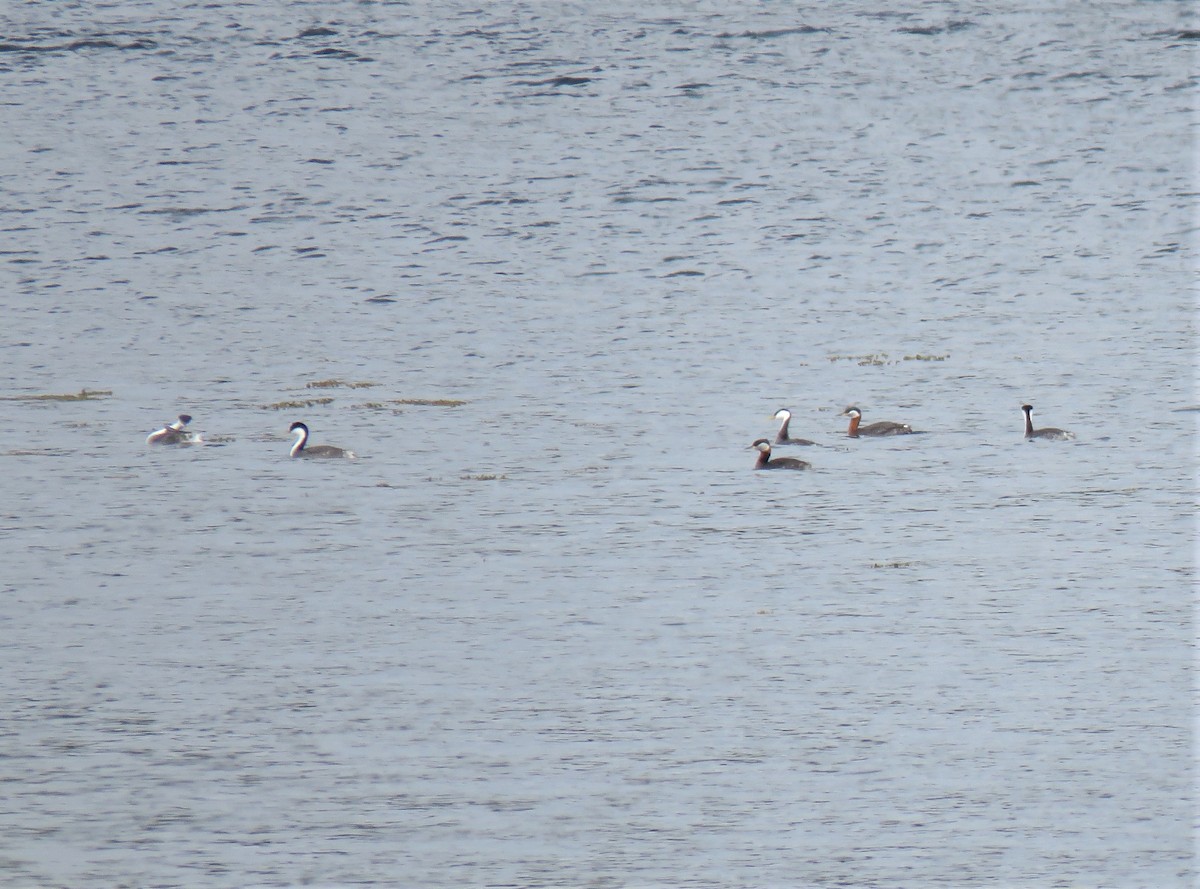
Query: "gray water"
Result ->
[[1, 1, 1195, 886]]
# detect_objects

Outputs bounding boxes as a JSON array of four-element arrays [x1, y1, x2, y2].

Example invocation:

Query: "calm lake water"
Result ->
[[1, 1, 1195, 886]]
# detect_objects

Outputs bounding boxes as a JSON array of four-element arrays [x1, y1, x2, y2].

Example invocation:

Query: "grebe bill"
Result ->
[[1021, 404, 1074, 441], [750, 438, 811, 470], [289, 421, 356, 458], [147, 414, 197, 445], [841, 406, 913, 438], [772, 408, 816, 446]]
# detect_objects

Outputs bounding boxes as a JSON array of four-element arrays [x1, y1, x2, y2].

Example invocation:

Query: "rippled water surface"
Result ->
[[1, 1, 1195, 886]]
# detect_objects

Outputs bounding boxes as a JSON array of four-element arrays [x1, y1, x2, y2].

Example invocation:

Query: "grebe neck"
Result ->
[[775, 410, 791, 439], [290, 424, 309, 457], [847, 413, 860, 438], [1022, 405, 1034, 437]]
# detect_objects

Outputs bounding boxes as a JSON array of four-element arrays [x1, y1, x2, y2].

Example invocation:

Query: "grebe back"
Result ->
[[289, 421, 356, 459], [750, 438, 811, 470]]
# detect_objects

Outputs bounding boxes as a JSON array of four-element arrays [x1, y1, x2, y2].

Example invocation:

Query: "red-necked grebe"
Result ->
[[750, 438, 811, 470], [289, 421, 356, 459], [842, 406, 913, 438], [1021, 404, 1073, 441]]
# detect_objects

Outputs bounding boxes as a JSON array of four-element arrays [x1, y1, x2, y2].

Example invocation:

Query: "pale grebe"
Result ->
[[289, 421, 356, 459], [147, 414, 198, 445], [1021, 404, 1074, 441], [773, 409, 816, 446], [750, 438, 811, 470], [841, 406, 913, 438]]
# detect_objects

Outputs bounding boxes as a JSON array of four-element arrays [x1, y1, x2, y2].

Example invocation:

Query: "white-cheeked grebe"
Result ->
[[147, 414, 199, 445], [289, 421, 356, 459], [1021, 404, 1074, 441], [773, 409, 816, 446], [750, 438, 811, 470], [842, 406, 913, 438]]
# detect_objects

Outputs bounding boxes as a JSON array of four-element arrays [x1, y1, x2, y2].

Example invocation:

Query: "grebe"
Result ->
[[750, 438, 811, 470], [1021, 404, 1074, 441], [841, 406, 913, 438], [147, 414, 198, 445], [289, 421, 356, 459], [773, 409, 816, 446]]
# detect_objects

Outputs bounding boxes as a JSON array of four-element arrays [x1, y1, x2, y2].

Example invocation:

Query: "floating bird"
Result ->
[[289, 421, 356, 458], [841, 406, 913, 438], [773, 409, 816, 446], [1021, 404, 1073, 441], [750, 438, 811, 470], [147, 414, 199, 445]]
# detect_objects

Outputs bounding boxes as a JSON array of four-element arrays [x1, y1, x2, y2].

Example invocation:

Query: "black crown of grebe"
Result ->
[[841, 406, 913, 438], [772, 408, 816, 446], [289, 421, 356, 459], [750, 438, 811, 470], [147, 414, 200, 445], [1021, 404, 1074, 441]]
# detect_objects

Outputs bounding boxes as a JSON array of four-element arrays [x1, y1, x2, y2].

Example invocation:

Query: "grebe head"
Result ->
[[289, 421, 309, 435], [750, 438, 773, 454], [773, 409, 791, 421], [841, 406, 862, 419], [1021, 404, 1033, 413]]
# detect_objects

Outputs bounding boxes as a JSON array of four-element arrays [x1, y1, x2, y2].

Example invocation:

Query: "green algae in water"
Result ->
[[826, 353, 949, 365], [903, 354, 949, 362], [827, 353, 889, 365], [0, 389, 113, 402], [352, 398, 467, 409], [261, 397, 335, 410], [305, 379, 377, 389], [353, 398, 467, 411]]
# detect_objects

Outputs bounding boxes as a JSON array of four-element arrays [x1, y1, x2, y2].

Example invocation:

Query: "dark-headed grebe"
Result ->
[[1021, 404, 1074, 441], [147, 414, 198, 445], [289, 421, 356, 459], [773, 409, 816, 446], [842, 406, 913, 438], [750, 438, 811, 470]]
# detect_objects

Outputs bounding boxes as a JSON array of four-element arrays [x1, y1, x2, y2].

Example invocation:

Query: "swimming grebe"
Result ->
[[147, 414, 197, 445], [750, 438, 811, 470], [1021, 404, 1074, 441], [841, 406, 913, 438], [773, 409, 816, 446], [289, 421, 356, 459]]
